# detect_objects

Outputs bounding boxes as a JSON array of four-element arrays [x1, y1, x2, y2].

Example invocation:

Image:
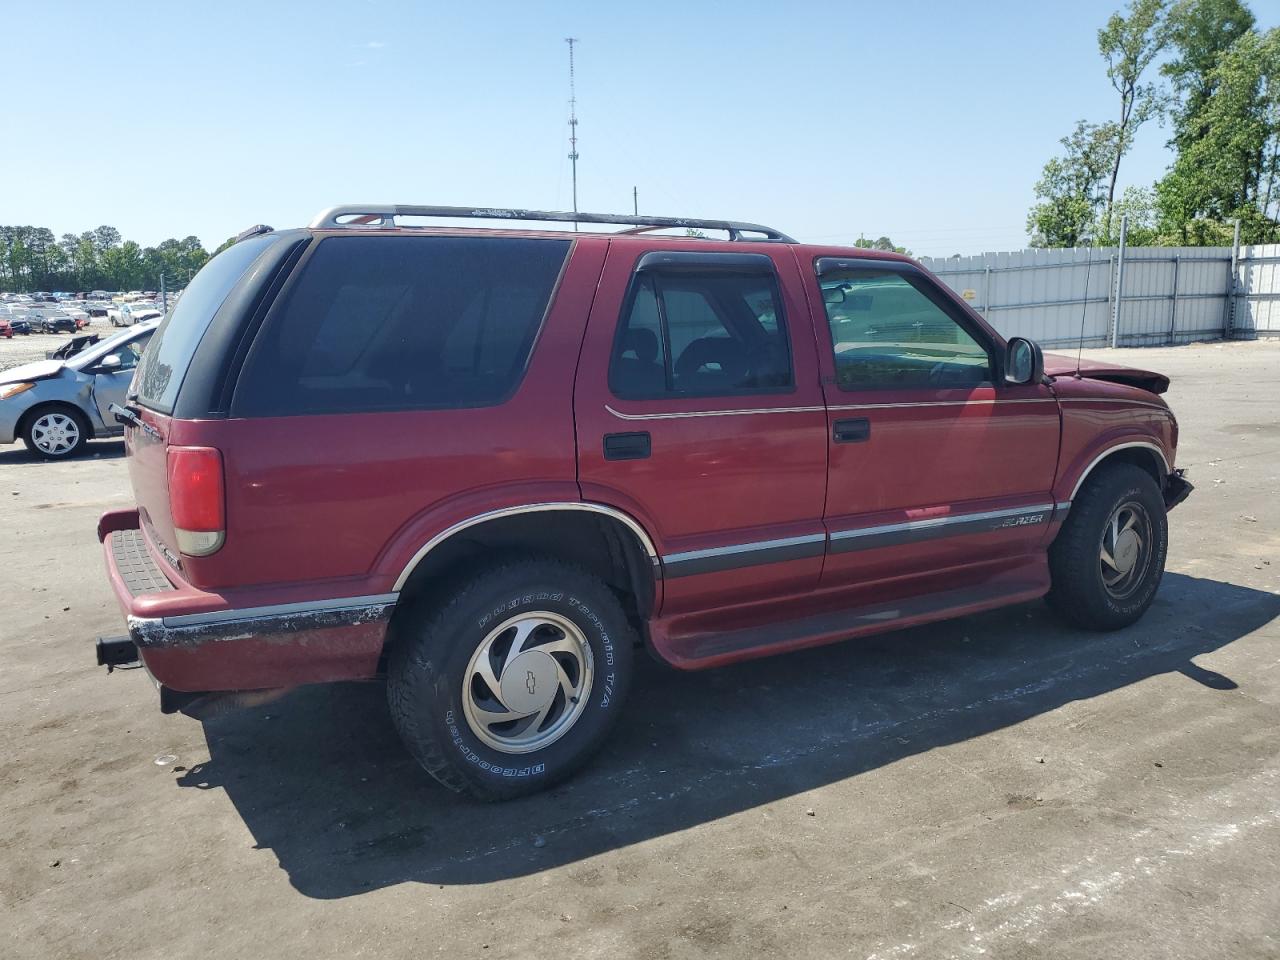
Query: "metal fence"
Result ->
[[920, 241, 1280, 348]]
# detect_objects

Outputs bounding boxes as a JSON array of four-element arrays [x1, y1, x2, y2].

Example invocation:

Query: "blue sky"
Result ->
[[5, 1, 1275, 258]]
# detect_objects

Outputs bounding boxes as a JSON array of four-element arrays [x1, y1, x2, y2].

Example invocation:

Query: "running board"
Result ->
[[667, 578, 1048, 669]]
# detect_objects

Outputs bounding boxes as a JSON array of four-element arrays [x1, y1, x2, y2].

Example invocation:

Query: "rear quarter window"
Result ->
[[232, 235, 569, 417], [134, 234, 280, 413]]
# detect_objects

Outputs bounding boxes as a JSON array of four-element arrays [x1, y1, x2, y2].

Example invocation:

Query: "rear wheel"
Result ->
[[1048, 462, 1167, 630], [22, 407, 89, 459], [387, 557, 635, 800]]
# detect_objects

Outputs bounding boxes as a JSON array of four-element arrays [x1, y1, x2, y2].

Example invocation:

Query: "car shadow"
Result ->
[[175, 571, 1278, 898], [0, 439, 126, 464]]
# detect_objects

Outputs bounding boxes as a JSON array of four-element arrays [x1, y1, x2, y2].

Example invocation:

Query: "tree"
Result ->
[[1162, 0, 1255, 151], [1027, 121, 1115, 246], [854, 235, 912, 255], [1097, 0, 1170, 240], [1155, 27, 1280, 243], [0, 223, 213, 293], [1111, 185, 1162, 244], [92, 225, 121, 254]]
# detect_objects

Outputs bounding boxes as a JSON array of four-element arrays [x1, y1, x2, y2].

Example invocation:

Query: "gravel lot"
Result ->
[[2, 339, 1278, 960], [0, 323, 119, 370]]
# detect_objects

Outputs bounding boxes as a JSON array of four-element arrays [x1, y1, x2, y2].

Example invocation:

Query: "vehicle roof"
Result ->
[[300, 224, 918, 266]]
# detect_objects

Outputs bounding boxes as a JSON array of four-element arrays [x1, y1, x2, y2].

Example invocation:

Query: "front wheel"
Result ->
[[387, 557, 636, 800], [1048, 462, 1168, 631], [22, 407, 89, 459]]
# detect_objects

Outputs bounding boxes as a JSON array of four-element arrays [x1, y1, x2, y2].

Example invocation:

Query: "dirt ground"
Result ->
[[2, 339, 1278, 960]]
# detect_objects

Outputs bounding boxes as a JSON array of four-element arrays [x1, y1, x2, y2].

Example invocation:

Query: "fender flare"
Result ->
[[1067, 440, 1170, 502], [391, 501, 660, 592]]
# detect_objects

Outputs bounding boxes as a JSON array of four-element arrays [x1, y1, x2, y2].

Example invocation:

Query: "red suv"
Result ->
[[97, 205, 1191, 799]]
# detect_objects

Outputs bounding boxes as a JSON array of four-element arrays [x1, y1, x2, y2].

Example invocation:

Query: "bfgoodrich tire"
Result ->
[[1048, 462, 1168, 631], [387, 557, 635, 800]]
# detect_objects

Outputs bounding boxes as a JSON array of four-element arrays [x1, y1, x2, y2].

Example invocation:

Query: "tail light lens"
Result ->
[[167, 446, 225, 556]]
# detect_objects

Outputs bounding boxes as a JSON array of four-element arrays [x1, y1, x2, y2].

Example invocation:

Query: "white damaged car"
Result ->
[[0, 320, 158, 458]]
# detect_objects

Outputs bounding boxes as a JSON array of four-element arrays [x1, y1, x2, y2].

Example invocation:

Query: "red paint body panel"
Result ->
[[574, 240, 829, 616], [99, 227, 1186, 697]]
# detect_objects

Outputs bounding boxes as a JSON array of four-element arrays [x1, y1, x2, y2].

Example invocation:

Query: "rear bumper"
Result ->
[[98, 509, 395, 692]]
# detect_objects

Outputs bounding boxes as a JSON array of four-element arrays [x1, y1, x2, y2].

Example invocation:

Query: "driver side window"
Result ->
[[819, 267, 991, 391], [102, 333, 153, 372]]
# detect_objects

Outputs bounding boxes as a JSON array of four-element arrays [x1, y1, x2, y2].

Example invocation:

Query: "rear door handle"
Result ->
[[833, 417, 870, 443], [603, 431, 651, 461]]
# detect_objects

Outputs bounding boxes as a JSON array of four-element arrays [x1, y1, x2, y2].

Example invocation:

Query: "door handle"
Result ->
[[833, 417, 870, 443], [603, 431, 651, 461]]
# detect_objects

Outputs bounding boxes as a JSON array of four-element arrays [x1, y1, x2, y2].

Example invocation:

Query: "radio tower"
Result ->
[[565, 37, 580, 228]]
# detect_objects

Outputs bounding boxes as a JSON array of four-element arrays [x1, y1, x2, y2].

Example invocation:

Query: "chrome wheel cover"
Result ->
[[1100, 500, 1152, 600], [460, 611, 594, 754], [31, 412, 80, 455]]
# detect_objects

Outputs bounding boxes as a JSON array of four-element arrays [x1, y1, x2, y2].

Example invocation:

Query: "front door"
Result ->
[[809, 257, 1060, 591], [92, 330, 153, 426], [574, 244, 829, 621]]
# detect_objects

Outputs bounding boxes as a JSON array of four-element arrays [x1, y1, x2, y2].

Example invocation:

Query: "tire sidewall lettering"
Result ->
[[445, 586, 623, 780]]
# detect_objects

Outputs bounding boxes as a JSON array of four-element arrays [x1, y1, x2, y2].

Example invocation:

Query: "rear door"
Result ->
[[808, 256, 1060, 589], [574, 243, 828, 620]]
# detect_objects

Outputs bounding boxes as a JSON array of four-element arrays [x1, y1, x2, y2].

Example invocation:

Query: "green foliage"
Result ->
[[0, 224, 211, 292], [1162, 0, 1256, 150], [1029, 0, 1279, 248], [1097, 0, 1171, 238], [1156, 26, 1280, 242], [854, 235, 912, 256], [1027, 121, 1116, 247]]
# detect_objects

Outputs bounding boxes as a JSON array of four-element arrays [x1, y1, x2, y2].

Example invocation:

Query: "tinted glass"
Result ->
[[820, 269, 991, 390], [135, 234, 278, 413], [234, 235, 569, 417], [610, 269, 792, 398]]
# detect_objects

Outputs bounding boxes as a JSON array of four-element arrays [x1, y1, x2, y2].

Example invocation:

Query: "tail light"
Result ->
[[167, 446, 225, 556]]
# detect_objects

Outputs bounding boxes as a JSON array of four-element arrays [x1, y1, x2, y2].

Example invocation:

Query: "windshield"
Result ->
[[67, 323, 157, 370]]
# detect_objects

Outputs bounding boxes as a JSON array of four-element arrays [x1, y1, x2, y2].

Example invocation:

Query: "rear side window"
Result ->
[[233, 236, 569, 417], [609, 266, 792, 399], [134, 234, 278, 413]]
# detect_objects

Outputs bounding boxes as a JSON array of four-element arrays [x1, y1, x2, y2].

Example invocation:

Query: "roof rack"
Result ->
[[308, 204, 796, 243]]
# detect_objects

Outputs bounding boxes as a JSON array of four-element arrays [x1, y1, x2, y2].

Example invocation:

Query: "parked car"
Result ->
[[109, 302, 162, 327], [0, 319, 158, 458], [93, 205, 1191, 800], [9, 318, 31, 336], [39, 315, 77, 334], [0, 320, 11, 339]]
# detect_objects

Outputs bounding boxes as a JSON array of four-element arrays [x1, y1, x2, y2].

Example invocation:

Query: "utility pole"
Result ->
[[565, 38, 580, 228], [633, 186, 638, 216], [1109, 214, 1129, 348], [160, 272, 166, 313]]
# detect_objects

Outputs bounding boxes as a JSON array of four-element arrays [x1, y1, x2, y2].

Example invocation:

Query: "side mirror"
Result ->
[[822, 286, 846, 305], [96, 354, 122, 372], [1005, 337, 1043, 385]]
